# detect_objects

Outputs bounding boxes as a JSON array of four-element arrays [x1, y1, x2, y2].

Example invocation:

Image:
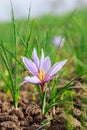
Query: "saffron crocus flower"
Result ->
[[53, 35, 65, 47], [20, 48, 67, 93]]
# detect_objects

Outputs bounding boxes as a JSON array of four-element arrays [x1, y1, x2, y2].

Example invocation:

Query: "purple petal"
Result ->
[[48, 60, 67, 76], [53, 36, 65, 47], [32, 48, 39, 69], [45, 76, 53, 82], [40, 49, 44, 69], [22, 56, 38, 76], [20, 76, 41, 86], [42, 56, 51, 73]]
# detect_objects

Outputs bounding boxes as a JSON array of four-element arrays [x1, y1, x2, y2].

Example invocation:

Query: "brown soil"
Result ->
[[0, 81, 86, 130]]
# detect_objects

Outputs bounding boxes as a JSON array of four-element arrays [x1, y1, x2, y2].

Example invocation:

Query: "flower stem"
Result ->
[[53, 106, 55, 116], [41, 84, 45, 93], [42, 91, 46, 115]]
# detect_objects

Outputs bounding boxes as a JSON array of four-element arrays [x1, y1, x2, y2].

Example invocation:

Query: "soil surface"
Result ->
[[0, 81, 86, 130]]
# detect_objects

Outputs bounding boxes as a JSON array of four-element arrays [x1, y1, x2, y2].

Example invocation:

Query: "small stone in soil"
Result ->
[[0, 121, 18, 129], [10, 108, 24, 120], [73, 108, 81, 119]]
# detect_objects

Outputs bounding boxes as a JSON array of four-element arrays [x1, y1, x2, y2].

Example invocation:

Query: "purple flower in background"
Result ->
[[20, 48, 67, 93], [53, 35, 65, 47]]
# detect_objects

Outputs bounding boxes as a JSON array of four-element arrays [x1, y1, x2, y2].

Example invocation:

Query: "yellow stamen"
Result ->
[[38, 69, 46, 81]]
